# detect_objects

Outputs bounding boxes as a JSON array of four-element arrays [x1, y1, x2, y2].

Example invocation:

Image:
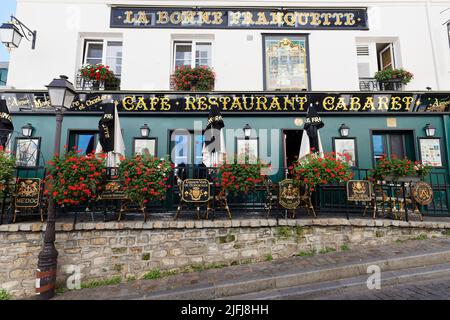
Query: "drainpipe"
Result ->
[[425, 0, 441, 90], [443, 115, 450, 177]]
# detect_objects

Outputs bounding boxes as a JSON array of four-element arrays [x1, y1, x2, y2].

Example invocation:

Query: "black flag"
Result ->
[[0, 99, 14, 149], [98, 103, 115, 153], [204, 105, 224, 153], [303, 104, 324, 153]]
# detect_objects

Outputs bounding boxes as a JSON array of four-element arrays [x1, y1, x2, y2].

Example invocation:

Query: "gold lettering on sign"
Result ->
[[269, 97, 282, 111], [335, 97, 348, 111], [344, 13, 356, 26], [284, 12, 296, 26], [136, 97, 148, 111], [229, 11, 241, 25], [185, 96, 196, 110], [333, 13, 344, 25], [297, 13, 309, 26], [219, 97, 231, 110], [321, 13, 333, 26], [149, 97, 159, 111], [122, 96, 134, 111], [208, 97, 219, 108], [323, 97, 335, 111], [403, 96, 413, 111], [242, 12, 254, 25], [362, 97, 375, 111], [124, 11, 134, 24], [298, 96, 307, 111], [161, 97, 171, 111], [157, 11, 169, 24], [350, 97, 361, 111], [137, 11, 149, 25], [256, 12, 269, 25], [182, 11, 196, 24], [197, 11, 211, 24], [197, 97, 209, 111], [256, 96, 268, 110], [170, 11, 182, 24], [377, 96, 389, 111], [270, 12, 283, 25], [310, 13, 322, 26], [212, 12, 223, 24], [390, 96, 402, 111]]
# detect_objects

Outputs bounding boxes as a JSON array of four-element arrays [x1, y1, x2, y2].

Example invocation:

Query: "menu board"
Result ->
[[419, 138, 442, 167]]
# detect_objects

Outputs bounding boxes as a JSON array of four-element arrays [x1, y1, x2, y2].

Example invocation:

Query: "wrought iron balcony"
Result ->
[[75, 74, 121, 91], [359, 78, 380, 91], [359, 77, 405, 92]]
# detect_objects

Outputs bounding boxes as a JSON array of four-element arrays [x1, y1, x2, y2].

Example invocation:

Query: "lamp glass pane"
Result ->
[[0, 28, 13, 44], [12, 28, 22, 47], [244, 129, 251, 138], [140, 128, 149, 137], [341, 128, 349, 137], [48, 87, 66, 107], [63, 90, 75, 109]]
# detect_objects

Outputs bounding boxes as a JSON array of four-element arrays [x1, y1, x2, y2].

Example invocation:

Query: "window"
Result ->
[[14, 137, 41, 168], [379, 44, 394, 70], [371, 131, 415, 165], [263, 35, 309, 91], [0, 68, 7, 86], [169, 130, 204, 166], [68, 130, 98, 155], [83, 40, 123, 76], [173, 41, 212, 69]]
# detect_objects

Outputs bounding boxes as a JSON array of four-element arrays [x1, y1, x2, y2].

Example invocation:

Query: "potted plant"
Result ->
[[0, 148, 15, 197], [44, 150, 106, 207], [118, 155, 173, 210], [369, 155, 431, 183], [79, 63, 118, 90], [374, 68, 414, 91], [171, 65, 215, 91], [218, 159, 269, 195], [291, 153, 353, 190]]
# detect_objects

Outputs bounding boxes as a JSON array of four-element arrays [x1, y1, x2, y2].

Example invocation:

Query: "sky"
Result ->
[[0, 0, 17, 62]]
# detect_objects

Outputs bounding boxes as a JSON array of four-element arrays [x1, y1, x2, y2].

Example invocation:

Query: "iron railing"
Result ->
[[1, 165, 449, 224]]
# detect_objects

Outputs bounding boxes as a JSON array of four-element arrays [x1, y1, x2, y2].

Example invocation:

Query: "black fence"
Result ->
[[1, 165, 449, 224]]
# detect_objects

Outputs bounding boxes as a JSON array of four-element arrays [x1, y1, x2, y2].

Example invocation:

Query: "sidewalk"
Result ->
[[54, 237, 450, 300]]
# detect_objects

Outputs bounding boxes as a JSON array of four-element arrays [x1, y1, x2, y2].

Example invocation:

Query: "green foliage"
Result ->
[[0, 150, 15, 197], [0, 289, 11, 300], [126, 276, 136, 282], [45, 151, 106, 206], [374, 68, 414, 85], [292, 153, 353, 189], [265, 254, 273, 262], [143, 269, 162, 280], [442, 230, 450, 236], [412, 234, 428, 241], [81, 276, 121, 289], [297, 250, 316, 257], [276, 226, 292, 238], [219, 160, 268, 194], [340, 244, 350, 251], [319, 247, 336, 254], [370, 156, 431, 182], [119, 155, 173, 208], [171, 65, 215, 91]]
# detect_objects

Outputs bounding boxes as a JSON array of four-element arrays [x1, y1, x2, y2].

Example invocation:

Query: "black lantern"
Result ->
[[140, 124, 150, 137], [21, 123, 33, 137], [0, 22, 23, 49], [339, 123, 350, 137], [243, 124, 252, 139], [425, 123, 436, 137], [46, 75, 76, 109], [0, 16, 36, 50]]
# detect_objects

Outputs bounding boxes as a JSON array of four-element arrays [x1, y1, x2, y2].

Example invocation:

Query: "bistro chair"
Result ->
[[290, 182, 316, 219], [264, 177, 278, 218]]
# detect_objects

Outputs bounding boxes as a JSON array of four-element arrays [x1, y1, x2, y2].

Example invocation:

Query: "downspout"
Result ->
[[425, 0, 441, 90], [443, 115, 450, 177]]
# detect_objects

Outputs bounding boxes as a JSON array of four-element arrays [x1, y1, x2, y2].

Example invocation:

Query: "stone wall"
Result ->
[[0, 218, 449, 299]]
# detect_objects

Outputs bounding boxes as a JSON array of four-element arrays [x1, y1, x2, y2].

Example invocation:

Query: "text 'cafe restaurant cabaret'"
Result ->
[[1, 2, 450, 217]]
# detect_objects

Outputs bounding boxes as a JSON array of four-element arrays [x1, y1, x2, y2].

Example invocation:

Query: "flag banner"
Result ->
[[98, 103, 115, 153], [0, 99, 14, 148]]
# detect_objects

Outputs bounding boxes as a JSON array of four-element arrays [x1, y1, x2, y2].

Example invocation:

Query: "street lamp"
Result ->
[[424, 123, 436, 137], [36, 75, 76, 300], [339, 123, 350, 137], [243, 124, 252, 139], [0, 16, 36, 50], [140, 124, 150, 137], [21, 123, 33, 137]]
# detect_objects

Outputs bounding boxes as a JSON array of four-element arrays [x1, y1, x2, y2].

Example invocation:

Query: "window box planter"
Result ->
[[384, 175, 421, 183]]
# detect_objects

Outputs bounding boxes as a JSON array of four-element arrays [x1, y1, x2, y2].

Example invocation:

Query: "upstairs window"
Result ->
[[173, 41, 212, 70], [83, 40, 123, 77], [0, 67, 7, 86]]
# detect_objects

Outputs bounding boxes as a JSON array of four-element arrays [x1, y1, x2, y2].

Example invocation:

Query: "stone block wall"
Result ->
[[0, 218, 449, 298]]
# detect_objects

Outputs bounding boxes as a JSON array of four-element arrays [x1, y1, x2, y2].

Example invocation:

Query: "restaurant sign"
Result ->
[[3, 92, 450, 115], [15, 178, 41, 208], [110, 7, 368, 30], [346, 180, 372, 202], [182, 179, 210, 203]]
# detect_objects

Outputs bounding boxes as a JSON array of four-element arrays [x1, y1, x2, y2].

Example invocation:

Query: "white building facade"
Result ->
[[5, 0, 450, 91]]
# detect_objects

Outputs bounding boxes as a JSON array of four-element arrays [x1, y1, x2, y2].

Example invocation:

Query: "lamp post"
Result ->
[[140, 124, 150, 137], [0, 16, 37, 50], [36, 75, 76, 300], [424, 123, 436, 137], [339, 123, 350, 137], [243, 124, 252, 139]]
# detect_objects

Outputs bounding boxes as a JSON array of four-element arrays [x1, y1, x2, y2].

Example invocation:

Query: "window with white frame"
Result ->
[[83, 40, 123, 77], [173, 41, 212, 70]]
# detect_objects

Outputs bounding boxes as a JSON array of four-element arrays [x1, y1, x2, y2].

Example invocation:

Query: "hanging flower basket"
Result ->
[[374, 68, 414, 90], [171, 65, 215, 91], [369, 155, 431, 183], [79, 63, 119, 90], [0, 148, 15, 197]]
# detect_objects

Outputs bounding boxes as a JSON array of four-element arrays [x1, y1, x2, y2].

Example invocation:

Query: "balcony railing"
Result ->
[[359, 78, 380, 91], [75, 74, 121, 91]]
